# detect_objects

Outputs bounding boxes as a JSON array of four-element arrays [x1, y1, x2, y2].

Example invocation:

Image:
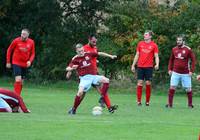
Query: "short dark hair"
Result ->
[[88, 34, 96, 39], [177, 34, 185, 41]]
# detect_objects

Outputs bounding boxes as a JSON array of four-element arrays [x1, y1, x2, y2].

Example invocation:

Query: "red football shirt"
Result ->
[[7, 37, 35, 68], [83, 44, 98, 72], [68, 53, 98, 76], [0, 88, 29, 113], [168, 46, 196, 74], [136, 41, 159, 67]]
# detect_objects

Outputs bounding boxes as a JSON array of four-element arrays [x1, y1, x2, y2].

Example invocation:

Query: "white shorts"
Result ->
[[170, 72, 191, 88], [0, 98, 10, 109], [0, 94, 18, 109], [79, 74, 103, 92]]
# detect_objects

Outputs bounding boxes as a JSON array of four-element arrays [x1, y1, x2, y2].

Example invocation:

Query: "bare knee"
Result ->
[[170, 86, 176, 90], [146, 81, 151, 85], [137, 80, 143, 86], [15, 76, 23, 83], [99, 76, 109, 84], [185, 87, 192, 92], [77, 87, 84, 96]]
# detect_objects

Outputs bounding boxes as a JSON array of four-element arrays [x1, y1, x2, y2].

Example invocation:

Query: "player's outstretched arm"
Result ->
[[66, 66, 74, 72], [66, 71, 72, 80], [66, 65, 78, 72], [98, 52, 117, 59]]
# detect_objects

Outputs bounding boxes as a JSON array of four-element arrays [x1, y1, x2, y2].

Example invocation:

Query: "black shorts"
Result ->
[[12, 64, 27, 79], [137, 67, 153, 81]]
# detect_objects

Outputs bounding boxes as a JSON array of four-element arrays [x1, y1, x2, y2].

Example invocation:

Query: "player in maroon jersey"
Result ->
[[131, 31, 159, 106], [66, 34, 117, 107], [166, 35, 196, 108], [66, 43, 118, 114], [0, 88, 30, 113], [6, 29, 35, 96]]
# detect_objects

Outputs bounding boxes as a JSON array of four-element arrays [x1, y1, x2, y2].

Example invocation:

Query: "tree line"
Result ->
[[0, 0, 200, 83]]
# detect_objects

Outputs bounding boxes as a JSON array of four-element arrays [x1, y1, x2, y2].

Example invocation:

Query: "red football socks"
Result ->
[[146, 84, 151, 103], [103, 94, 111, 108], [168, 88, 175, 107], [187, 91, 193, 106], [101, 83, 109, 95], [137, 85, 143, 103], [14, 81, 22, 95], [101, 83, 111, 108], [73, 95, 81, 110]]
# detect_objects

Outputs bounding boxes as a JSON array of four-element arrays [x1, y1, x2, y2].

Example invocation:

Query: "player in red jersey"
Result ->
[[83, 34, 99, 72], [6, 29, 35, 96], [131, 31, 159, 106], [84, 34, 117, 107], [66, 43, 118, 114], [166, 36, 196, 108], [0, 88, 30, 113], [66, 34, 117, 107]]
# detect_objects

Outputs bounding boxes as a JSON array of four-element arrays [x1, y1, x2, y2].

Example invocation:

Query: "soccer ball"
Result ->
[[92, 106, 102, 116]]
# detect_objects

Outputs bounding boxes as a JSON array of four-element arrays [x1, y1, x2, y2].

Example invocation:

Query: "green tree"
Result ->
[[102, 0, 200, 81], [0, 0, 110, 82]]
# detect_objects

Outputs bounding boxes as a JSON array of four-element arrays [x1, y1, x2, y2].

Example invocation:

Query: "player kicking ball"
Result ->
[[66, 43, 118, 115], [66, 34, 117, 108]]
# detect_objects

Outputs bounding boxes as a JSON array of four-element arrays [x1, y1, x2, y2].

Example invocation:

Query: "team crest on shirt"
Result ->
[[175, 53, 184, 59], [81, 60, 91, 68], [142, 49, 151, 53], [18, 43, 23, 46], [26, 44, 31, 48], [85, 56, 90, 60], [182, 50, 186, 54], [19, 47, 28, 52], [148, 46, 152, 49]]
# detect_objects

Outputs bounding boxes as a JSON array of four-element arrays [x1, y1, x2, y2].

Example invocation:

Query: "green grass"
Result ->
[[0, 81, 200, 140]]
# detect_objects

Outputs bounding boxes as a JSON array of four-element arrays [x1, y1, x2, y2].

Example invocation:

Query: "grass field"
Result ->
[[0, 81, 200, 140]]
